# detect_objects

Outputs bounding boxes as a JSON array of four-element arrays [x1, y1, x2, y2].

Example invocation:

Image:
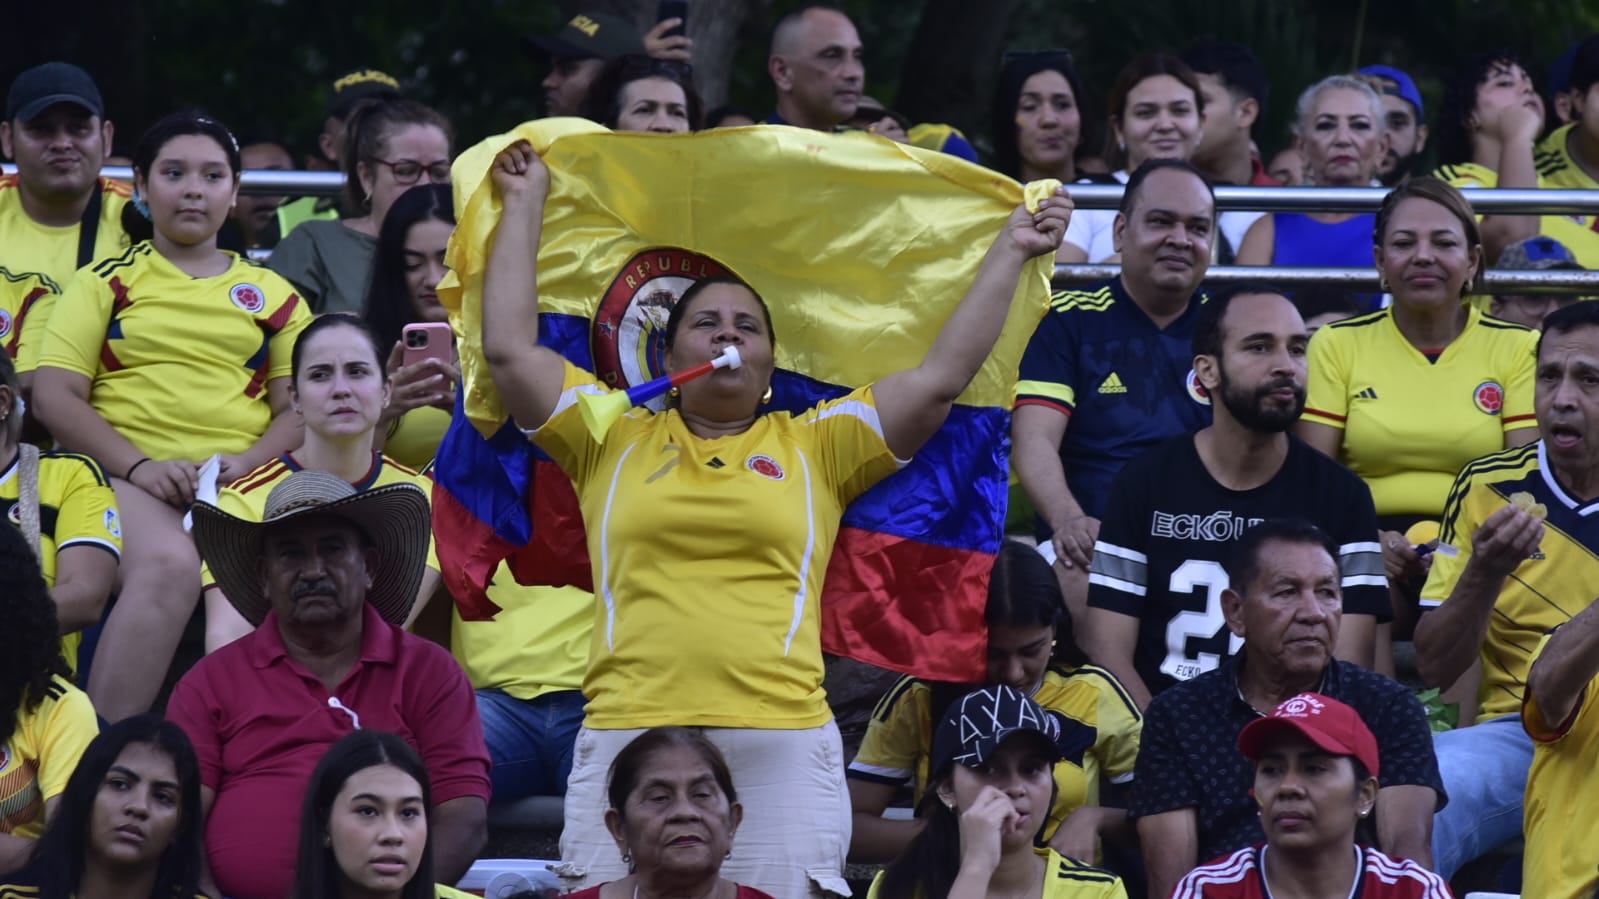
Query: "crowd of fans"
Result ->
[[3, 3, 1599, 898]]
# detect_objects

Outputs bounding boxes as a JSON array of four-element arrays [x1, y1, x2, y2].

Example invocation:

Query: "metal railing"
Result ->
[[7, 166, 1598, 294]]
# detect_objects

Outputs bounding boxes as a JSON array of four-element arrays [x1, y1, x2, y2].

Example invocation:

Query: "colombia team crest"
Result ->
[[592, 248, 735, 409], [1473, 381, 1504, 416], [230, 283, 266, 313], [0, 309, 13, 342]]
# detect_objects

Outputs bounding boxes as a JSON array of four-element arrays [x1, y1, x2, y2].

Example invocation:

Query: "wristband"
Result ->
[[126, 457, 151, 480]]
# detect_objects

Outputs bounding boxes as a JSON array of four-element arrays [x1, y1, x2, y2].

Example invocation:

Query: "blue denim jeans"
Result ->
[[477, 688, 586, 803], [1430, 713, 1534, 880]]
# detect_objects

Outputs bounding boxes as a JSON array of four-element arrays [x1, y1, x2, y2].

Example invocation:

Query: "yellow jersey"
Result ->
[[1522, 631, 1599, 899], [1535, 123, 1599, 190], [0, 268, 58, 373], [1435, 162, 1599, 268], [37, 243, 311, 461], [201, 452, 439, 591], [1303, 305, 1537, 517], [0, 449, 120, 673], [0, 176, 130, 289], [1422, 441, 1599, 719], [450, 576, 590, 701], [384, 404, 450, 470], [0, 676, 97, 839], [865, 848, 1127, 898], [532, 360, 902, 729], [848, 666, 1142, 840]]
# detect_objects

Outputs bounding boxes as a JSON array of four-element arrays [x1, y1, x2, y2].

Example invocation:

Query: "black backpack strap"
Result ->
[[76, 182, 105, 269]]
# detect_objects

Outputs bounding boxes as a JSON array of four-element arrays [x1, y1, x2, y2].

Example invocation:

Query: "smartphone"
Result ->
[[656, 0, 687, 38], [402, 322, 454, 368]]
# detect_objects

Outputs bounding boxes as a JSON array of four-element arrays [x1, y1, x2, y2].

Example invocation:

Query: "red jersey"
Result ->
[[1171, 845, 1452, 898]]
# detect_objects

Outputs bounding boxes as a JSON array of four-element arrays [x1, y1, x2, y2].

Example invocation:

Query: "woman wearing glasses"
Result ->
[[270, 98, 454, 315]]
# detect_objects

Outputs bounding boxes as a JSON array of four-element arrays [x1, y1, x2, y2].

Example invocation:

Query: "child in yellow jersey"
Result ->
[[849, 542, 1140, 865], [199, 315, 442, 652], [868, 686, 1127, 899], [31, 112, 311, 722]]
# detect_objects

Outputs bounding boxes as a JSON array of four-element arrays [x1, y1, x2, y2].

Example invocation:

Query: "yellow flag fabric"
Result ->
[[439, 120, 1053, 436]]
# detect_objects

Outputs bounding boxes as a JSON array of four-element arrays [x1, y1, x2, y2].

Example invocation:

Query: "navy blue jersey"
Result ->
[[1015, 277, 1212, 531]]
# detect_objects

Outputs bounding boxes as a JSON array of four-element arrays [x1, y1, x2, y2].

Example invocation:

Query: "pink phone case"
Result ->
[[401, 323, 454, 368]]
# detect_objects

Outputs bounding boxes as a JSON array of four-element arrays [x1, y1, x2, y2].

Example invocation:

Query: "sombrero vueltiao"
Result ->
[[191, 470, 431, 627]]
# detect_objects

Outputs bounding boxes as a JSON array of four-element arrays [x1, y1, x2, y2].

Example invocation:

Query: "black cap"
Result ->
[[6, 62, 104, 123], [526, 11, 645, 61], [324, 69, 402, 121], [930, 686, 1065, 773]]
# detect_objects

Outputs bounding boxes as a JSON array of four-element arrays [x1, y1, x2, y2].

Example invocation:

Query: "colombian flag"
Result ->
[[434, 119, 1053, 682]]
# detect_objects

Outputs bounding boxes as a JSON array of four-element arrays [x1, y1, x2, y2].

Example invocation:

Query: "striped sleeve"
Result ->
[[1084, 666, 1142, 783], [1087, 456, 1151, 616], [1419, 461, 1483, 608], [1015, 299, 1078, 415], [1522, 631, 1589, 744], [526, 359, 617, 490], [800, 384, 903, 506], [1498, 323, 1539, 431], [1301, 320, 1352, 428], [847, 676, 928, 785]]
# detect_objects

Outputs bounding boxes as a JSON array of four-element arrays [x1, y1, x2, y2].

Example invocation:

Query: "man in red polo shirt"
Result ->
[[169, 471, 490, 899]]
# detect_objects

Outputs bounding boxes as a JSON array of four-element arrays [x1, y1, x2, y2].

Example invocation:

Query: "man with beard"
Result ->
[[1359, 65, 1428, 186], [1084, 285, 1388, 710]]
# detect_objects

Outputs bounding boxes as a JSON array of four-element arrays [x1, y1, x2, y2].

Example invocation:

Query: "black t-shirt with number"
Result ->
[[1087, 434, 1390, 697]]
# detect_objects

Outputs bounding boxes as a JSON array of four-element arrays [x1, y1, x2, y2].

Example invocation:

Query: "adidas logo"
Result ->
[[1356, 387, 1379, 400], [1099, 372, 1128, 395]]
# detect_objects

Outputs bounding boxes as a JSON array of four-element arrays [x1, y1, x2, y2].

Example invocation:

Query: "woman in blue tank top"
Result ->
[[1238, 76, 1386, 274]]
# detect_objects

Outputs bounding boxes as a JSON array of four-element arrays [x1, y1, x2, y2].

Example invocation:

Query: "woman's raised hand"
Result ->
[[1006, 186, 1074, 259], [490, 140, 548, 207]]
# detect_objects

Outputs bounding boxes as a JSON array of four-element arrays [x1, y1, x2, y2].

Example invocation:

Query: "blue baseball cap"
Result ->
[[1499, 236, 1581, 271], [1359, 64, 1423, 119]]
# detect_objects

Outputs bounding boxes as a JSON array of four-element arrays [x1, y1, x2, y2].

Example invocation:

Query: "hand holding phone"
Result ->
[[402, 322, 454, 368]]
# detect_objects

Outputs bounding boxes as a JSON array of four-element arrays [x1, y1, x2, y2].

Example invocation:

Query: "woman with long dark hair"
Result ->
[[4, 715, 203, 899], [362, 184, 458, 469], [292, 731, 437, 899], [990, 50, 1087, 185], [0, 521, 98, 873], [848, 541, 1140, 864], [868, 686, 1127, 899]]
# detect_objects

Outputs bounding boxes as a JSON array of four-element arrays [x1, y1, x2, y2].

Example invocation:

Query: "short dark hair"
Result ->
[[1437, 51, 1534, 166], [1224, 518, 1340, 595], [770, 4, 850, 55], [121, 110, 242, 245], [1182, 40, 1269, 129], [294, 731, 435, 899], [606, 727, 738, 820], [662, 275, 775, 351], [1538, 300, 1599, 358], [580, 55, 703, 131], [1119, 157, 1215, 218], [705, 105, 757, 128], [31, 716, 204, 899], [1570, 34, 1599, 95], [1291, 284, 1366, 326], [1192, 281, 1291, 358]]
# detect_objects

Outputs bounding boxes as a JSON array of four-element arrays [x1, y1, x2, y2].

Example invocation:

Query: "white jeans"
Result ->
[[559, 722, 854, 897]]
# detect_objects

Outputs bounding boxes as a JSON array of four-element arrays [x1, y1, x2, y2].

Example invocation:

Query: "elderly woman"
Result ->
[[1296, 178, 1538, 635], [480, 140, 1071, 898], [565, 728, 771, 899], [1172, 694, 1451, 898], [1238, 75, 1387, 270]]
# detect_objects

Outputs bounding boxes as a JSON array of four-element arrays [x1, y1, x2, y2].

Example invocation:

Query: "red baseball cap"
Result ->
[[1237, 693, 1380, 777]]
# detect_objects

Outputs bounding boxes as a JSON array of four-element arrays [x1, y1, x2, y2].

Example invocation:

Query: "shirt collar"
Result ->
[[247, 601, 399, 670], [1227, 650, 1334, 716]]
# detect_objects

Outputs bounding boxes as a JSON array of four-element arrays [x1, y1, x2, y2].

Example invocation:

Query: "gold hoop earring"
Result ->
[[668, 386, 680, 398], [1379, 276, 1389, 292], [761, 386, 773, 405]]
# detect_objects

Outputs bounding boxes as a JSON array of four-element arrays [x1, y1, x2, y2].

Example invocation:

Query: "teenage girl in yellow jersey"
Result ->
[[1433, 51, 1599, 267], [848, 541, 1140, 866], [32, 112, 312, 720], [200, 314, 443, 651], [363, 184, 458, 470], [1296, 178, 1539, 637], [481, 140, 1072, 899]]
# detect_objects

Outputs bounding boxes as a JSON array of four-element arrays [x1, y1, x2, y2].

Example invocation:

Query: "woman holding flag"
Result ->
[[479, 138, 1071, 898]]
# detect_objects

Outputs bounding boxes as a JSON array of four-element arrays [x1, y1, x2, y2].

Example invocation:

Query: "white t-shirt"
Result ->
[[1062, 169, 1263, 263]]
